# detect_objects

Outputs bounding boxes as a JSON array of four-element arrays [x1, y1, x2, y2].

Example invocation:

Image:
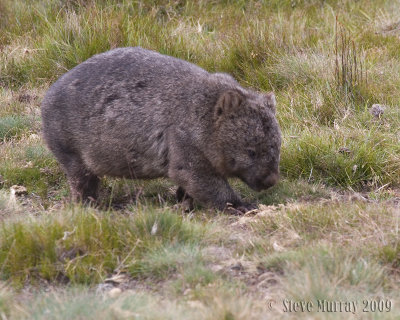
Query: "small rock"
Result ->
[[10, 185, 27, 196], [370, 104, 386, 118], [108, 287, 122, 298]]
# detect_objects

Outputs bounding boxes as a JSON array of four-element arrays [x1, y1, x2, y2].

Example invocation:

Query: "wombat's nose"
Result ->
[[262, 172, 279, 189]]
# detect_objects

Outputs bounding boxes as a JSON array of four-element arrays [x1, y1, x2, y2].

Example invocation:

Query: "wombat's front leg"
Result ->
[[170, 164, 251, 213]]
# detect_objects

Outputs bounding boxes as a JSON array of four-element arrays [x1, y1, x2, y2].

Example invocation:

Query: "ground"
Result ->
[[0, 0, 400, 319]]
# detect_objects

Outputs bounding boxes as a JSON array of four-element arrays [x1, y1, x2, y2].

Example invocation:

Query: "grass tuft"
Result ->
[[0, 115, 36, 141], [0, 207, 207, 286]]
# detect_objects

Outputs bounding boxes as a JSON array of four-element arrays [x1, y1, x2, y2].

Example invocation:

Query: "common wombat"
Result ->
[[41, 47, 281, 212]]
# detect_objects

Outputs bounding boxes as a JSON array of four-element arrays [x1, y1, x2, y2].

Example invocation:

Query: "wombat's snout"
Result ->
[[255, 172, 279, 191]]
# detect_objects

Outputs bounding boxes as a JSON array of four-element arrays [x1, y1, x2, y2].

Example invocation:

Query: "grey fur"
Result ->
[[41, 47, 281, 211]]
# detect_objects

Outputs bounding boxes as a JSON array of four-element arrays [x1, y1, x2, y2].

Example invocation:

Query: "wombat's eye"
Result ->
[[247, 149, 256, 159]]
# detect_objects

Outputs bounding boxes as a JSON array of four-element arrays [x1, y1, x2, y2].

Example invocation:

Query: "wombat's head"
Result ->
[[213, 90, 281, 191]]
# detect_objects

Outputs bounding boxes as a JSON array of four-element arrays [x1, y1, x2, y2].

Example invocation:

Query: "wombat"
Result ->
[[41, 47, 281, 212]]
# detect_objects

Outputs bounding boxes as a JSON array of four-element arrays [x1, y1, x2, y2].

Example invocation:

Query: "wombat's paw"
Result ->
[[224, 202, 258, 215], [224, 206, 244, 215], [173, 197, 194, 213]]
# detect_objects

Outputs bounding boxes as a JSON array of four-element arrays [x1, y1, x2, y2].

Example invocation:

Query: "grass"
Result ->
[[0, 115, 36, 141], [0, 206, 208, 286], [0, 139, 65, 205], [0, 286, 268, 320], [1, 0, 400, 318]]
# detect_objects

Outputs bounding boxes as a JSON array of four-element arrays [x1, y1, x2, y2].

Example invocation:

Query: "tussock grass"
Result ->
[[0, 206, 208, 285], [261, 246, 391, 296], [0, 283, 13, 317], [0, 115, 36, 141], [0, 139, 64, 203], [232, 178, 330, 206], [0, 190, 23, 217], [281, 126, 400, 188], [0, 286, 268, 320], [129, 243, 203, 279], [251, 201, 399, 247], [248, 201, 400, 317]]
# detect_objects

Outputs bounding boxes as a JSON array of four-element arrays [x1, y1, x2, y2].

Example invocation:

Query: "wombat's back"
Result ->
[[42, 47, 210, 116]]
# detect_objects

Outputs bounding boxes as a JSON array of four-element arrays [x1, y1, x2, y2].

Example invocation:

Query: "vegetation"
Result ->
[[0, 0, 399, 318]]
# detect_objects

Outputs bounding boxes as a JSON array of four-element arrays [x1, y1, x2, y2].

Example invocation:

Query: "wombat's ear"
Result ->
[[214, 90, 243, 121], [264, 92, 276, 114]]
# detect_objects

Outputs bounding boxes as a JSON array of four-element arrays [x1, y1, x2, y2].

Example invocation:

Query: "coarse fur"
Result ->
[[41, 47, 281, 212]]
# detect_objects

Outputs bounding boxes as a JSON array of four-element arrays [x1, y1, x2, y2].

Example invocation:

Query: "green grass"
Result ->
[[259, 245, 391, 296], [0, 140, 65, 204], [0, 207, 208, 286], [0, 286, 269, 320], [129, 244, 204, 279], [233, 178, 330, 206], [1, 0, 400, 318], [0, 115, 36, 141]]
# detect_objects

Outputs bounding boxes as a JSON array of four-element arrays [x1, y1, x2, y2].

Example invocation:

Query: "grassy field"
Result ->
[[1, 0, 400, 318]]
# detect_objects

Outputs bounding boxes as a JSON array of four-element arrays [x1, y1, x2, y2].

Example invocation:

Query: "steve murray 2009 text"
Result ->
[[282, 299, 392, 314]]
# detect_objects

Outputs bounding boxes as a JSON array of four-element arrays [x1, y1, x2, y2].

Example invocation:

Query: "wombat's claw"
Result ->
[[224, 203, 244, 216], [87, 196, 96, 202], [243, 208, 259, 216], [224, 202, 258, 215]]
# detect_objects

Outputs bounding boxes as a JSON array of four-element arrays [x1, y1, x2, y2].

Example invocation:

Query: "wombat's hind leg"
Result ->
[[59, 154, 99, 203], [176, 186, 194, 212], [68, 171, 99, 203]]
